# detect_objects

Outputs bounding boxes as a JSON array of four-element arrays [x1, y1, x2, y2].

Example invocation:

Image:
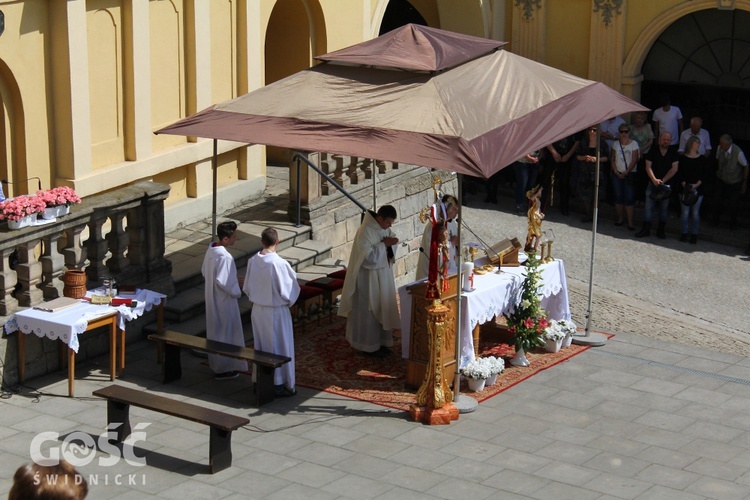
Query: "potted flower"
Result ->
[[558, 319, 577, 348], [461, 358, 492, 392], [543, 320, 565, 353], [483, 356, 505, 385], [37, 186, 81, 219], [0, 195, 47, 229], [504, 251, 547, 367]]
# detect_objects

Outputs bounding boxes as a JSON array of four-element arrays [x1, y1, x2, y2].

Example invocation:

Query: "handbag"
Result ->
[[649, 183, 672, 201], [681, 185, 699, 206]]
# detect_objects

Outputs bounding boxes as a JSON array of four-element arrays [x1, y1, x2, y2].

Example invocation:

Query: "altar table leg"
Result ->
[[472, 324, 480, 357], [117, 328, 125, 377], [17, 332, 25, 383], [109, 321, 116, 381], [68, 348, 75, 397]]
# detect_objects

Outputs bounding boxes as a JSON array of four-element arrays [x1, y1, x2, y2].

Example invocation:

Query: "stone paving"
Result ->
[[2, 169, 750, 498]]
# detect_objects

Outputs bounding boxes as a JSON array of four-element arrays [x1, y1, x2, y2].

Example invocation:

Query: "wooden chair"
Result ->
[[306, 276, 345, 324]]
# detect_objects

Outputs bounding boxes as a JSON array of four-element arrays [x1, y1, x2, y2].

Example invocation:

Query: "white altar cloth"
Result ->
[[398, 259, 570, 368], [4, 288, 166, 353]]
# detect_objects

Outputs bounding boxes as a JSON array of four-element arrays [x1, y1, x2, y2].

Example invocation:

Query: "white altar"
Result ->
[[398, 259, 570, 368]]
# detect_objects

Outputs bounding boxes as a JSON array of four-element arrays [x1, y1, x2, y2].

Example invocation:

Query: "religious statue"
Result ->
[[418, 178, 458, 299], [524, 184, 544, 253]]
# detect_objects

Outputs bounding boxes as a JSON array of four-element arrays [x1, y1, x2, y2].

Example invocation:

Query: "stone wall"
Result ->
[[290, 155, 458, 288]]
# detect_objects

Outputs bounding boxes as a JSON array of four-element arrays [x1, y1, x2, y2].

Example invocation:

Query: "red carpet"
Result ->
[[293, 316, 600, 412]]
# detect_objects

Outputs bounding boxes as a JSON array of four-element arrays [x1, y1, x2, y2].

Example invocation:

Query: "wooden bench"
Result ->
[[148, 330, 292, 407], [92, 385, 248, 473]]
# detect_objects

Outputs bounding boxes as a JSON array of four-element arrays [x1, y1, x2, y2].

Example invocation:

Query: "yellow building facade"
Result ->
[[0, 0, 747, 231]]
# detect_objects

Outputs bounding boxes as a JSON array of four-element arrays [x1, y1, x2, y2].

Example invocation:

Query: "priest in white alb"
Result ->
[[243, 227, 301, 397], [202, 221, 248, 380], [338, 205, 401, 358]]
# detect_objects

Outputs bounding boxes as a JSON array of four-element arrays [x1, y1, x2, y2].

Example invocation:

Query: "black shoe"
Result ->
[[628, 226, 635, 231], [657, 223, 666, 239], [275, 386, 297, 398], [378, 346, 393, 356], [679, 233, 688, 242], [215, 371, 239, 380], [363, 349, 387, 359], [615, 221, 624, 227], [635, 223, 651, 238], [690, 234, 697, 244]]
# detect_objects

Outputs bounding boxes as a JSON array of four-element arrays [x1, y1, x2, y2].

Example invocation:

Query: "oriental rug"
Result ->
[[292, 316, 599, 412]]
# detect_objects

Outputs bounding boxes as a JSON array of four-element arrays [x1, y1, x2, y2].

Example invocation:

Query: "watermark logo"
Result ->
[[30, 423, 150, 468]]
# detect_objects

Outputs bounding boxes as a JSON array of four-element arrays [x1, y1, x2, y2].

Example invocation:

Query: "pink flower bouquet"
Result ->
[[0, 195, 47, 221], [36, 187, 81, 207]]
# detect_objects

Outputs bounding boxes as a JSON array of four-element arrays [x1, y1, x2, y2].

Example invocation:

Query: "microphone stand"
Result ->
[[460, 218, 505, 273], [1, 177, 43, 197]]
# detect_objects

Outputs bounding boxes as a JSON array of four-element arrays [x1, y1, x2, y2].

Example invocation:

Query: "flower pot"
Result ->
[[510, 348, 530, 367], [57, 205, 70, 217], [562, 334, 573, 348], [62, 269, 87, 299], [7, 214, 36, 230], [41, 207, 57, 220], [467, 377, 486, 392], [545, 338, 562, 353], [486, 373, 498, 386]]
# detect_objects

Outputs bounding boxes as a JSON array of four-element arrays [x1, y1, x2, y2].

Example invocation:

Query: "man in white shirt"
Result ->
[[678, 117, 712, 157], [652, 94, 683, 148], [712, 134, 748, 230]]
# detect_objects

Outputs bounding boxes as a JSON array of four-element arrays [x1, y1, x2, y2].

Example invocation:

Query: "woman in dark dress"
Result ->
[[678, 136, 708, 244], [575, 127, 609, 222]]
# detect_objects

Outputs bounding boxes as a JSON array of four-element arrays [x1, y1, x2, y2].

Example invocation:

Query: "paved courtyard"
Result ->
[[2, 176, 750, 498]]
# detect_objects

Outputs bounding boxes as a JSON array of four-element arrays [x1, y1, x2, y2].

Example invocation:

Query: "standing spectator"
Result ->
[[678, 117, 712, 157], [512, 151, 541, 213], [678, 137, 708, 244], [339, 205, 400, 358], [576, 126, 609, 223], [610, 123, 640, 230], [652, 94, 683, 151], [600, 115, 626, 150], [630, 111, 655, 206], [712, 134, 748, 230], [243, 227, 301, 397], [541, 134, 579, 215], [202, 220, 248, 380], [636, 132, 680, 239]]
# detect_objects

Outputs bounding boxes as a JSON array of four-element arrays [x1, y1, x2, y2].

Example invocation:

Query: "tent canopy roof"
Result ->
[[315, 24, 506, 72]]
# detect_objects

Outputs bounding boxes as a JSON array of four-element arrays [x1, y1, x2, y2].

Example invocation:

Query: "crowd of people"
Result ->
[[484, 94, 749, 251]]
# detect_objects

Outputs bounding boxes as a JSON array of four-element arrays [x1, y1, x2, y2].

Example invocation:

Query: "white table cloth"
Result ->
[[398, 259, 570, 368], [4, 288, 166, 353]]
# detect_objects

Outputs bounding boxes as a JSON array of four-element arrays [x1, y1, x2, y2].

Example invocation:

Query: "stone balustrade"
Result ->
[[0, 181, 174, 318]]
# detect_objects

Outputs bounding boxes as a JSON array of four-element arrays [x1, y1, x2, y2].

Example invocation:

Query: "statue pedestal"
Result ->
[[409, 403, 459, 425]]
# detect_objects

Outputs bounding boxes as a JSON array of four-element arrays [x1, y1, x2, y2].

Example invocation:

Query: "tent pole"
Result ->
[[452, 174, 477, 412], [372, 159, 377, 209], [575, 126, 607, 346], [212, 139, 218, 240], [296, 156, 302, 227]]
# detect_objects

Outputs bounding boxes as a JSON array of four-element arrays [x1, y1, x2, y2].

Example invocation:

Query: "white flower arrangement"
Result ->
[[543, 320, 566, 341], [461, 358, 493, 380], [557, 319, 577, 337], [462, 356, 505, 380]]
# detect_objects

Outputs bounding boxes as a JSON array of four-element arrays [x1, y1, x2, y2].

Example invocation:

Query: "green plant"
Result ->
[[504, 251, 547, 352]]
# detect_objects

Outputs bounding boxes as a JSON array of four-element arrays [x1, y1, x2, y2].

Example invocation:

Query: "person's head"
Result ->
[[719, 134, 733, 151], [659, 93, 671, 108], [633, 111, 647, 126], [658, 131, 672, 148], [375, 205, 397, 229], [685, 136, 701, 155], [690, 117, 702, 133], [9, 461, 88, 499], [216, 221, 238, 246], [441, 194, 459, 220], [618, 124, 631, 140], [587, 126, 598, 136], [260, 227, 279, 249]]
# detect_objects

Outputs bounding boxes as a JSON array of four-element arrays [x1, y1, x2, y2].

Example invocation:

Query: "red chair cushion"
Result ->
[[307, 277, 344, 292], [326, 269, 347, 280], [296, 285, 324, 303]]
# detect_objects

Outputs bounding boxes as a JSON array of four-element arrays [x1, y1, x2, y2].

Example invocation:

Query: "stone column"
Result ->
[[61, 224, 88, 271], [86, 216, 110, 284], [106, 212, 130, 274], [40, 233, 66, 299], [0, 247, 19, 315]]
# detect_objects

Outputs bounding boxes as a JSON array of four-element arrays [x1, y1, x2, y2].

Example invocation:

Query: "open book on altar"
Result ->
[[485, 238, 522, 267], [33, 296, 81, 313]]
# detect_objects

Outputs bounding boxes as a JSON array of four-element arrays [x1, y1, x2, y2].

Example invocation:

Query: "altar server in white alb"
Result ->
[[339, 205, 401, 358], [243, 228, 301, 397], [202, 221, 248, 380]]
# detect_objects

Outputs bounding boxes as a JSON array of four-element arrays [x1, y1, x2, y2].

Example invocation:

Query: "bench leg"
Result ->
[[253, 365, 277, 407], [106, 400, 132, 443], [162, 343, 182, 383], [208, 427, 234, 473]]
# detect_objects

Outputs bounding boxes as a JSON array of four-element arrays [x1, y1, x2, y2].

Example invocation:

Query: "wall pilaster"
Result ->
[[588, 0, 626, 91], [510, 0, 545, 62], [123, 0, 152, 160]]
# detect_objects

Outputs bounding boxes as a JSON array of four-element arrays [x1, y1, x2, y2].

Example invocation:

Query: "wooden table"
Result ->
[[11, 294, 165, 397]]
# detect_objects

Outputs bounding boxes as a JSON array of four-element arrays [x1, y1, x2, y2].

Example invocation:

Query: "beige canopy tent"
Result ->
[[158, 24, 647, 404]]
